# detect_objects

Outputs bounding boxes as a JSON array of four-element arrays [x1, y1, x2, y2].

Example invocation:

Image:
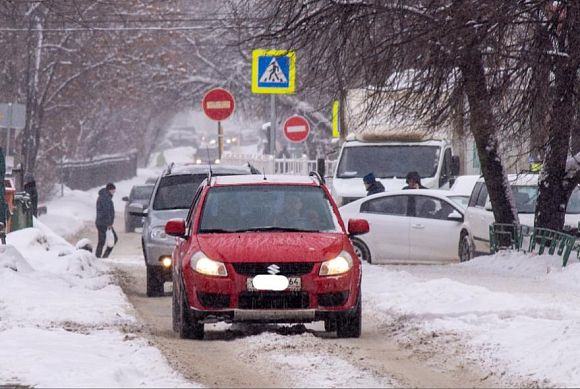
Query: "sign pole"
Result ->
[[6, 103, 12, 156], [270, 95, 276, 155], [0, 147, 6, 244], [218, 121, 224, 160]]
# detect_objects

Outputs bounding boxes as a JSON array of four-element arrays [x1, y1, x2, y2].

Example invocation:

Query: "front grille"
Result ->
[[318, 291, 349, 307], [238, 292, 309, 309], [197, 292, 230, 309], [233, 263, 314, 277]]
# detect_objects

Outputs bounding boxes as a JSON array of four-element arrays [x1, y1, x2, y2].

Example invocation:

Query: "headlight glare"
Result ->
[[319, 251, 353, 276], [190, 252, 227, 277]]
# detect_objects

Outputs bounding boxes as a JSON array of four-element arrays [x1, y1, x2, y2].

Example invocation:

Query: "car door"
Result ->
[[408, 195, 464, 262], [467, 184, 494, 253], [359, 195, 410, 262]]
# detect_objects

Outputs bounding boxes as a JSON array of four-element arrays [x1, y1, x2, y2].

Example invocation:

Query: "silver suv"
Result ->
[[130, 163, 255, 296]]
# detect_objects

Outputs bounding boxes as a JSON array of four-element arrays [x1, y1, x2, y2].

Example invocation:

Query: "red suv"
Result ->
[[165, 173, 369, 339]]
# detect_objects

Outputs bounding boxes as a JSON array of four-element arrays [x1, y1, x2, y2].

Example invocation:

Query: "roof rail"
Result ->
[[165, 162, 175, 175], [309, 171, 325, 185], [207, 168, 213, 186]]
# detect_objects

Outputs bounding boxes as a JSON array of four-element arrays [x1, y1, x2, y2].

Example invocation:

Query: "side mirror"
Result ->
[[128, 203, 148, 217], [165, 218, 186, 238], [447, 210, 464, 222], [451, 155, 460, 176], [122, 196, 129, 202], [348, 219, 370, 236]]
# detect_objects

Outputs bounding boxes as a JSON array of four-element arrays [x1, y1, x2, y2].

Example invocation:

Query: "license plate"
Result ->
[[247, 276, 301, 292]]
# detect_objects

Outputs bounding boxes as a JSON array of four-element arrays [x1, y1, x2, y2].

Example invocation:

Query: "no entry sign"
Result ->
[[202, 88, 235, 121], [283, 115, 310, 143]]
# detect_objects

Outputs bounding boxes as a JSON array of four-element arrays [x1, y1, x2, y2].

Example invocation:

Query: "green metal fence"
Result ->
[[489, 223, 577, 267]]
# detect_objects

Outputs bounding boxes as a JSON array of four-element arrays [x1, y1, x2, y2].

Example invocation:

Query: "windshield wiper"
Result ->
[[199, 228, 237, 233], [234, 226, 317, 233]]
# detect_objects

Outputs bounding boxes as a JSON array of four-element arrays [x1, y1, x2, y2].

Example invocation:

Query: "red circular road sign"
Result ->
[[283, 115, 310, 143], [202, 88, 235, 121]]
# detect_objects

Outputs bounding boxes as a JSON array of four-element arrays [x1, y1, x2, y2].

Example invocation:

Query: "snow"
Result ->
[[0, 226, 195, 387], [363, 253, 580, 386]]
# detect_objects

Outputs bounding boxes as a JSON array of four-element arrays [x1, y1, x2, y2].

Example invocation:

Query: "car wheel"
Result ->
[[146, 266, 164, 297], [351, 238, 371, 264], [125, 222, 135, 233], [178, 290, 204, 340], [324, 319, 337, 332], [459, 233, 474, 262], [172, 278, 179, 333], [336, 292, 362, 338]]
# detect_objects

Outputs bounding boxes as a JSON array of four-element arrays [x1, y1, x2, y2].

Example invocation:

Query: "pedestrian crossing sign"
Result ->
[[252, 49, 296, 94]]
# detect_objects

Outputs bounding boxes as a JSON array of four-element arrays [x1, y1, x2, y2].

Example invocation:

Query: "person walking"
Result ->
[[95, 182, 117, 258], [363, 172, 385, 196], [402, 171, 427, 189]]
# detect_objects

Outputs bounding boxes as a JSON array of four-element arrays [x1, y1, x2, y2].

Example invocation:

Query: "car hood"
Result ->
[[196, 232, 345, 263]]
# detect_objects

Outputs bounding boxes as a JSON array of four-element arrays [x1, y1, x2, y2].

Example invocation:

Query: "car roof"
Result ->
[[341, 189, 460, 208], [165, 163, 251, 176], [212, 174, 320, 186], [476, 173, 539, 186]]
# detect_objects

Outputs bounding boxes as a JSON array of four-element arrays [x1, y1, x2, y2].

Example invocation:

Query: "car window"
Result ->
[[448, 195, 469, 209], [468, 182, 483, 207], [131, 185, 154, 200], [186, 185, 204, 235], [475, 184, 488, 207], [360, 195, 407, 216], [199, 185, 340, 233], [152, 174, 206, 210], [414, 196, 457, 220]]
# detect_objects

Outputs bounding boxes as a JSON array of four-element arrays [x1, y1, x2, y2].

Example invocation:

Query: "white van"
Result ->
[[332, 135, 459, 205]]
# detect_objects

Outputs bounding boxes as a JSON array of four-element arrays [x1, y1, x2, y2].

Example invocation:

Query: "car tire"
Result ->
[[172, 278, 179, 333], [351, 238, 371, 264], [178, 290, 204, 340], [146, 266, 164, 297], [324, 319, 337, 332], [458, 233, 474, 262], [125, 221, 135, 233], [336, 292, 362, 338]]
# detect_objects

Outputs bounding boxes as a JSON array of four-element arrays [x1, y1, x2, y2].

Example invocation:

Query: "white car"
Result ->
[[448, 175, 480, 208], [339, 189, 465, 264], [459, 174, 580, 261]]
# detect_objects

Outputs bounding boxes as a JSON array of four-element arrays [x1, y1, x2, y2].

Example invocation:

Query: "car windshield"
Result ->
[[448, 195, 469, 209], [132, 185, 154, 200], [337, 145, 440, 179], [153, 174, 206, 210], [511, 185, 580, 214], [199, 185, 341, 233]]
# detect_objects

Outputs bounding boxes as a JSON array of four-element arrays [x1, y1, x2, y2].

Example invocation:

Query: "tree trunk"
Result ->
[[460, 47, 518, 225], [535, 3, 580, 231]]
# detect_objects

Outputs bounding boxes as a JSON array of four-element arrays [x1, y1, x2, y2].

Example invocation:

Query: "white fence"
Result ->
[[222, 153, 337, 177]]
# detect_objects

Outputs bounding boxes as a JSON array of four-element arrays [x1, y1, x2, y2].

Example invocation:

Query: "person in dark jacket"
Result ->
[[402, 171, 427, 189], [363, 172, 385, 196], [23, 173, 38, 217], [95, 182, 117, 258]]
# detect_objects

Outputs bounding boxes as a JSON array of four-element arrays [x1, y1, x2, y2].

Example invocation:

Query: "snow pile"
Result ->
[[0, 226, 194, 387], [363, 253, 580, 386]]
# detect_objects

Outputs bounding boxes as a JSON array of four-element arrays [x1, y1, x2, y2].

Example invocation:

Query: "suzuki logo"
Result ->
[[267, 264, 280, 275]]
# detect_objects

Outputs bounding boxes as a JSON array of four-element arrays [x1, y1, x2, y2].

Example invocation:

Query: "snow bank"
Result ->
[[0, 225, 194, 387], [363, 253, 580, 387]]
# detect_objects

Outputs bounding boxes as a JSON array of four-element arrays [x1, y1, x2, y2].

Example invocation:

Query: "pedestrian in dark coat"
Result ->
[[402, 171, 427, 190], [363, 172, 385, 196], [95, 183, 117, 258], [23, 173, 38, 217]]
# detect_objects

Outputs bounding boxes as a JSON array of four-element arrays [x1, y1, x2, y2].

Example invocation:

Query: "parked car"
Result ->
[[129, 163, 256, 297], [166, 173, 369, 339], [339, 189, 465, 264], [459, 174, 580, 261], [122, 184, 154, 232], [448, 175, 480, 209]]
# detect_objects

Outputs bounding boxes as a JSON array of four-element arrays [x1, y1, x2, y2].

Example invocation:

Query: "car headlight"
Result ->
[[150, 226, 169, 241], [319, 251, 353, 276], [189, 252, 228, 277]]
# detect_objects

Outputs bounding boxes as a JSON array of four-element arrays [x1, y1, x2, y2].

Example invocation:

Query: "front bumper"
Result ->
[[182, 263, 361, 324], [143, 239, 175, 267]]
